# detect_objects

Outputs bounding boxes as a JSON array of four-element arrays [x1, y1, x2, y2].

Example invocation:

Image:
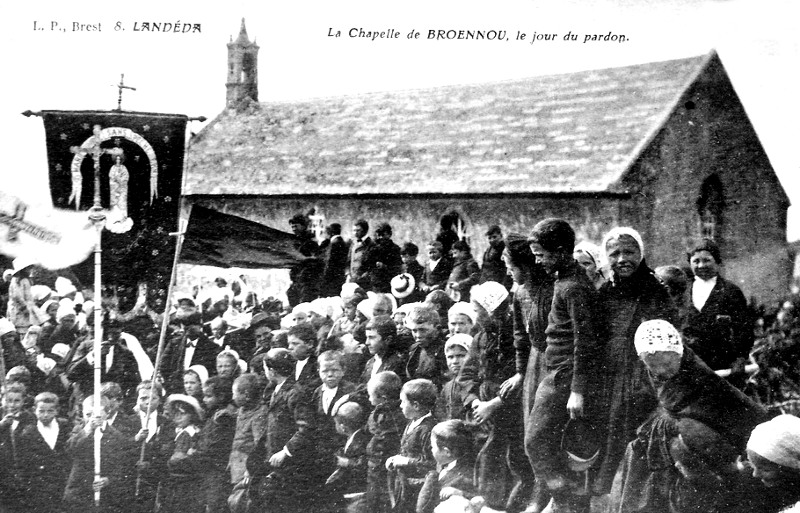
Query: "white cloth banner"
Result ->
[[0, 191, 96, 269]]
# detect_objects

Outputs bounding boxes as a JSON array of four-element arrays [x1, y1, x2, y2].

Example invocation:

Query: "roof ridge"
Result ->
[[252, 52, 710, 107]]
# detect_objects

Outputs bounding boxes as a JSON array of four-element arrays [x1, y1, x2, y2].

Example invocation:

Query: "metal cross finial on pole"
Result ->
[[113, 74, 136, 111]]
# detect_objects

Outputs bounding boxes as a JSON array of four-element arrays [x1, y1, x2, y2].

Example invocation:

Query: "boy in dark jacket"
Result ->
[[16, 392, 71, 513], [363, 371, 406, 513], [386, 379, 438, 513], [63, 395, 138, 513], [326, 401, 371, 510], [247, 348, 324, 512], [405, 305, 448, 389], [0, 382, 35, 511], [526, 218, 601, 513]]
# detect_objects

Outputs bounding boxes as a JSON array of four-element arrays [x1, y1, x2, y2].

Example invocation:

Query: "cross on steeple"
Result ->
[[113, 74, 136, 111]]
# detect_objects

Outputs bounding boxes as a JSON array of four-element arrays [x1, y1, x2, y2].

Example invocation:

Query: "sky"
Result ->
[[1, 0, 798, 238]]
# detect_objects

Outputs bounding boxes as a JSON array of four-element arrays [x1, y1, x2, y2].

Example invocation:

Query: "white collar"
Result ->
[[37, 420, 59, 449], [407, 411, 432, 432], [440, 459, 458, 474], [138, 410, 159, 441], [439, 459, 459, 480], [175, 425, 199, 440], [37, 419, 57, 430], [694, 275, 718, 285], [295, 357, 310, 379]]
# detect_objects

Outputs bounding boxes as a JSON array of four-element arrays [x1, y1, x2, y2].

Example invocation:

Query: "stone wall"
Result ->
[[184, 194, 625, 268], [620, 56, 790, 303]]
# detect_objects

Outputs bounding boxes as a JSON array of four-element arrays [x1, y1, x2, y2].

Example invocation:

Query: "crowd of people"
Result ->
[[2, 213, 800, 513]]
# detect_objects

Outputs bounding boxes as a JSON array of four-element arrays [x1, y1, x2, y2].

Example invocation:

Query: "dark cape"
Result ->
[[607, 348, 768, 513], [594, 261, 677, 493]]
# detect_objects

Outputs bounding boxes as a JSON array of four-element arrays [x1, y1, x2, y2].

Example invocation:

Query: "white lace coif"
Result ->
[[634, 319, 683, 356]]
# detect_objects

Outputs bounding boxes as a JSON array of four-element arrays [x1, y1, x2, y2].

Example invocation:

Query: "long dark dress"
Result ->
[[513, 270, 555, 511], [514, 272, 555, 426], [594, 261, 677, 494]]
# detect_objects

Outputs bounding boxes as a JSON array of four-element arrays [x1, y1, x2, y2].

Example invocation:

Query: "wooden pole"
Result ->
[[135, 208, 189, 497], [89, 205, 105, 507]]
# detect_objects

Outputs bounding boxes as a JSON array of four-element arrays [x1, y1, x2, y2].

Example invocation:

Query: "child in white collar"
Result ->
[[158, 394, 204, 512]]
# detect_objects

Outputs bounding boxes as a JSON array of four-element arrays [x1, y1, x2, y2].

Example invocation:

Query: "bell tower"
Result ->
[[226, 18, 259, 109]]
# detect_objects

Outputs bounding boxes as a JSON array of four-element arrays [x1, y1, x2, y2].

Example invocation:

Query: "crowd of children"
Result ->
[[3, 215, 800, 513]]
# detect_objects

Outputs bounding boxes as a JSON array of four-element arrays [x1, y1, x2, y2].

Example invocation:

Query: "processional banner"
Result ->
[[40, 110, 188, 308]]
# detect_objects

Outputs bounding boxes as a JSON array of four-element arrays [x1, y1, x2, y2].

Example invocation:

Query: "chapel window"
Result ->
[[696, 174, 724, 241]]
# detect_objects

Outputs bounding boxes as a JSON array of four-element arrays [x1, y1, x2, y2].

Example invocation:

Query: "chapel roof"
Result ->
[[185, 51, 716, 196]]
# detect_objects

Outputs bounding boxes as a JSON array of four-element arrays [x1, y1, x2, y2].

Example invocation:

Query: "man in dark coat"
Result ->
[[66, 319, 141, 401], [347, 219, 376, 291], [321, 223, 350, 298], [161, 315, 220, 393], [287, 213, 322, 307], [680, 238, 753, 386], [364, 223, 403, 294], [479, 225, 510, 287]]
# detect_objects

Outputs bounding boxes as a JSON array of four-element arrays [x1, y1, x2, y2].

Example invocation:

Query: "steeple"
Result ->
[[226, 18, 259, 109]]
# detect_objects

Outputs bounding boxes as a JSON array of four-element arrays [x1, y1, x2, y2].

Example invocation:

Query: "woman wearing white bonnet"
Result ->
[[573, 241, 607, 290], [593, 227, 677, 494], [747, 414, 800, 489], [459, 280, 535, 512], [609, 318, 768, 512], [634, 319, 684, 382]]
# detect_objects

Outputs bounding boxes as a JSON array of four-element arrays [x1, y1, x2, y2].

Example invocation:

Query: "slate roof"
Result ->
[[185, 52, 714, 196]]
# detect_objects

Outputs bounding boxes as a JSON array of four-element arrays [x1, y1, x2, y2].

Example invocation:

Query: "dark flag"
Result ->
[[40, 110, 188, 309], [181, 205, 307, 269]]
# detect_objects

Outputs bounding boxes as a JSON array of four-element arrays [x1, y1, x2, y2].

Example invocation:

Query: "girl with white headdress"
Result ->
[[573, 241, 608, 290], [592, 227, 678, 495]]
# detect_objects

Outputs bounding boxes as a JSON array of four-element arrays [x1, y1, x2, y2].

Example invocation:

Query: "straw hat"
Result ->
[[164, 394, 205, 421], [390, 273, 416, 299]]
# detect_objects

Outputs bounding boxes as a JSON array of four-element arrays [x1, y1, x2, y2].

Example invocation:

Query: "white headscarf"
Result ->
[[445, 333, 473, 354], [747, 414, 800, 470], [448, 302, 477, 325], [470, 281, 509, 315], [573, 241, 602, 268], [601, 227, 645, 260]]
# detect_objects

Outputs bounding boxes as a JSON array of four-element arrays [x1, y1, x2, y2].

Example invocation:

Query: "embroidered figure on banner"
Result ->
[[106, 148, 132, 232], [69, 124, 159, 234]]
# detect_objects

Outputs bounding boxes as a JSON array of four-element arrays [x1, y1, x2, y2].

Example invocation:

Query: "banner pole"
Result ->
[[135, 201, 190, 497], [90, 214, 106, 507]]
